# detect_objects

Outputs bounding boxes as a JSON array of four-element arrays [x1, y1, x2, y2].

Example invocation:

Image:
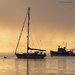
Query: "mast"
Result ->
[[27, 8, 30, 54]]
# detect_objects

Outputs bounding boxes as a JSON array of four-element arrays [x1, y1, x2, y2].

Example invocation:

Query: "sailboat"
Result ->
[[15, 8, 46, 59]]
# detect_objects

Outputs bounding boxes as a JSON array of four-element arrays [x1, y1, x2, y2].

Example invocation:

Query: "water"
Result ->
[[0, 55, 75, 75]]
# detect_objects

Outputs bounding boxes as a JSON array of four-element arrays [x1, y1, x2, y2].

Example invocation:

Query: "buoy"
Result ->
[[4, 56, 7, 59]]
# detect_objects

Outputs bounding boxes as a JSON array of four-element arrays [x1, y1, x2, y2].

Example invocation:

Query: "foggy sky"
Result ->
[[0, 0, 75, 53]]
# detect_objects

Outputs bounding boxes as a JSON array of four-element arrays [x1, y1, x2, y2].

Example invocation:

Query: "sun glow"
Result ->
[[0, 0, 75, 54]]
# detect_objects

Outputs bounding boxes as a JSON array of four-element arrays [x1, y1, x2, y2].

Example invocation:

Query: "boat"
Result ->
[[50, 46, 75, 56], [15, 8, 46, 59]]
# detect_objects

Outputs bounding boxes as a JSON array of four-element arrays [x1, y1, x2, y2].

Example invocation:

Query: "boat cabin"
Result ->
[[58, 46, 66, 54]]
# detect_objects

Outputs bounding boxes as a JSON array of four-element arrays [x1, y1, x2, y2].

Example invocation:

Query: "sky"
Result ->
[[0, 0, 75, 54]]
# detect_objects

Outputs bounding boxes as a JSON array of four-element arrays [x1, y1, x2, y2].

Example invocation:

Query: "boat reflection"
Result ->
[[15, 59, 28, 75], [58, 57, 66, 74], [15, 58, 46, 75]]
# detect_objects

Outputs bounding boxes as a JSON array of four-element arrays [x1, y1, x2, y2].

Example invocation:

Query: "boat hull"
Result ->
[[50, 51, 75, 56], [15, 54, 46, 59]]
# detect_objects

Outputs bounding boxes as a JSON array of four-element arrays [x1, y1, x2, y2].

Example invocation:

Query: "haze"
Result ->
[[0, 0, 75, 53]]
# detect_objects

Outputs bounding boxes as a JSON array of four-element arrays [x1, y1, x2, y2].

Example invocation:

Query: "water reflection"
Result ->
[[58, 57, 66, 74], [14, 58, 46, 75], [28, 59, 46, 75], [1, 57, 75, 75], [27, 59, 29, 75], [15, 59, 27, 75], [15, 59, 20, 75]]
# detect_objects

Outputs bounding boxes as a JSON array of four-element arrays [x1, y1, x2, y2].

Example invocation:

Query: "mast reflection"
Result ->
[[27, 59, 29, 75]]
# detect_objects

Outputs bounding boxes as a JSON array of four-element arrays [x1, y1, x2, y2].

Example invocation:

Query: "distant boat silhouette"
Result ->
[[50, 46, 75, 56], [15, 8, 46, 59]]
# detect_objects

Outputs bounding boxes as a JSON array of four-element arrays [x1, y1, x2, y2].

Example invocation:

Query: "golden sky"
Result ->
[[0, 0, 75, 53]]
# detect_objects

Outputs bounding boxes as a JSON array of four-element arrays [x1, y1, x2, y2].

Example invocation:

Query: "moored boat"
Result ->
[[50, 46, 75, 56], [15, 8, 46, 59]]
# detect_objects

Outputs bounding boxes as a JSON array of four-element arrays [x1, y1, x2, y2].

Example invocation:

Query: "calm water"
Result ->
[[0, 55, 75, 75]]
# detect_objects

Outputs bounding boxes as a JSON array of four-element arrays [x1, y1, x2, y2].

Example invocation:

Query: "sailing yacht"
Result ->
[[15, 8, 46, 59]]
